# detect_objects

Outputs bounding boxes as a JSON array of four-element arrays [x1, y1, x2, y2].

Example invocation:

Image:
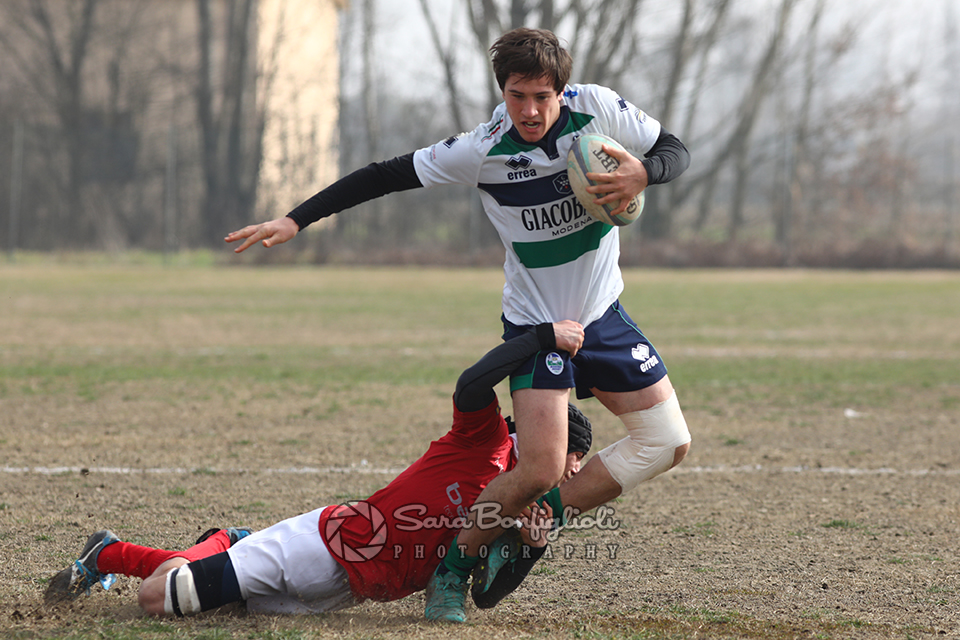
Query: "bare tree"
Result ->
[[332, 0, 388, 247], [567, 0, 643, 88], [417, 1, 649, 124], [194, 0, 264, 246], [775, 0, 830, 262], [0, 0, 167, 250], [640, 0, 730, 239], [360, 0, 384, 238], [943, 0, 960, 255], [688, 0, 798, 240], [331, 0, 357, 247], [418, 0, 469, 132], [0, 0, 98, 247]]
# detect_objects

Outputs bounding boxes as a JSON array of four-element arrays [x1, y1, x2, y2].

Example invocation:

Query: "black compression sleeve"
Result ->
[[178, 552, 242, 614], [166, 551, 243, 618], [286, 153, 422, 230], [640, 129, 691, 185], [453, 323, 557, 413]]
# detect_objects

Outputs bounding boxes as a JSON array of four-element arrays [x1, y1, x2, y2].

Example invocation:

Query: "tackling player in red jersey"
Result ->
[[45, 320, 590, 616]]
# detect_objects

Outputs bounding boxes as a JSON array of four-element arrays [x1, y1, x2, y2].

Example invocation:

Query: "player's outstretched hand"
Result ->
[[518, 502, 554, 547], [585, 144, 648, 217], [552, 319, 584, 357], [225, 216, 299, 253]]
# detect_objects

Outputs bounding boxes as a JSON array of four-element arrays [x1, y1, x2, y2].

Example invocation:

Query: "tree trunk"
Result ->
[[29, 0, 99, 247], [195, 0, 260, 246]]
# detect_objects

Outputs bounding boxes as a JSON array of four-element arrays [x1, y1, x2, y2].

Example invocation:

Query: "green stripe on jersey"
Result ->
[[512, 222, 613, 269], [488, 136, 537, 158], [562, 111, 595, 137], [486, 111, 595, 158]]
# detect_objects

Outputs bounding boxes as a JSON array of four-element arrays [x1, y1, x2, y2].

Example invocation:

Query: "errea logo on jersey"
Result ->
[[505, 155, 531, 170], [506, 154, 537, 180]]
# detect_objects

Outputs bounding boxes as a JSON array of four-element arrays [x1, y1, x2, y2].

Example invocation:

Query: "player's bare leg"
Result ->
[[424, 387, 568, 623], [458, 387, 569, 555], [138, 557, 190, 616], [472, 376, 690, 610], [563, 375, 690, 514]]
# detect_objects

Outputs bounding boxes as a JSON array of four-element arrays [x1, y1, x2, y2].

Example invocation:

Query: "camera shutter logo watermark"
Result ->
[[323, 501, 387, 562]]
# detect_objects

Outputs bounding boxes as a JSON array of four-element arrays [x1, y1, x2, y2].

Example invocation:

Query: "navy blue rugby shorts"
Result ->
[[504, 300, 668, 400]]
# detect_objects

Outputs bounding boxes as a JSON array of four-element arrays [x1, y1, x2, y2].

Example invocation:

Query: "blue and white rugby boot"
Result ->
[[44, 530, 120, 603]]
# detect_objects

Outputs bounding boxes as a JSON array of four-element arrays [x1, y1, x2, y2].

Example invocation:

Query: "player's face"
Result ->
[[502, 74, 563, 143], [558, 451, 583, 485]]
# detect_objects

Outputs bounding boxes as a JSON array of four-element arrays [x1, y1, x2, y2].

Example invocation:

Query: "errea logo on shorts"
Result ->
[[631, 343, 661, 373], [545, 352, 564, 375]]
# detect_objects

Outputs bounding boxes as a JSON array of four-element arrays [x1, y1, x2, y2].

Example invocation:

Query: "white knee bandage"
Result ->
[[597, 390, 691, 493], [163, 567, 202, 617]]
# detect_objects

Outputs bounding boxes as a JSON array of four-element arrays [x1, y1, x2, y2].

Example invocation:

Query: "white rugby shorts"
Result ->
[[227, 507, 356, 614]]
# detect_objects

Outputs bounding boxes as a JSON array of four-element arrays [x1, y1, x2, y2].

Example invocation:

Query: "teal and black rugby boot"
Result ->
[[424, 565, 469, 623]]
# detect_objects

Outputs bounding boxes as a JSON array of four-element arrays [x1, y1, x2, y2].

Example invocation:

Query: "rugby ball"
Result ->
[[567, 133, 644, 226]]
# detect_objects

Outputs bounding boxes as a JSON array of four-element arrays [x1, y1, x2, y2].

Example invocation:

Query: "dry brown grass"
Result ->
[[1, 264, 958, 639]]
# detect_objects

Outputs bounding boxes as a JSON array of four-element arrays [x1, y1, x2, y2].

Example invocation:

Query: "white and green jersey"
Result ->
[[413, 83, 662, 327]]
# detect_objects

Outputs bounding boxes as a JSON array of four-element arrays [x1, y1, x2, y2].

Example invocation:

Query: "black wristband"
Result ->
[[535, 323, 556, 351]]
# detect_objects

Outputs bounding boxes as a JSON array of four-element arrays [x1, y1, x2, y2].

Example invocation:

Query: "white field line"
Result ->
[[674, 465, 960, 476], [3, 464, 958, 477], [1, 465, 408, 476]]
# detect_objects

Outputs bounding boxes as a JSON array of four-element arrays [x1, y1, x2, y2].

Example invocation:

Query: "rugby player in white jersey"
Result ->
[[226, 27, 692, 623]]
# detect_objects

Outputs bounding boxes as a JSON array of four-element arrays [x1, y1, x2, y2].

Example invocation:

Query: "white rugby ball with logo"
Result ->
[[567, 133, 644, 227]]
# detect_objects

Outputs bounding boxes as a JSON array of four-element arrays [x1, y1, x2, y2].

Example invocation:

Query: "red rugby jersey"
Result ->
[[318, 397, 515, 602]]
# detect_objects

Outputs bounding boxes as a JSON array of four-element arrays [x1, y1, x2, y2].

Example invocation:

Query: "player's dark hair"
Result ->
[[489, 28, 572, 93]]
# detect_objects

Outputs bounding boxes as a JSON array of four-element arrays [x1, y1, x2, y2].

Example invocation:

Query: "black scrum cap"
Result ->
[[505, 403, 592, 456]]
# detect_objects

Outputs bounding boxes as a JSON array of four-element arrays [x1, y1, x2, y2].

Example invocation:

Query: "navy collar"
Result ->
[[506, 105, 571, 160]]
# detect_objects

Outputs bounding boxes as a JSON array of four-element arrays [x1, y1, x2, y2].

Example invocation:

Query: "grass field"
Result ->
[[1, 263, 958, 639]]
